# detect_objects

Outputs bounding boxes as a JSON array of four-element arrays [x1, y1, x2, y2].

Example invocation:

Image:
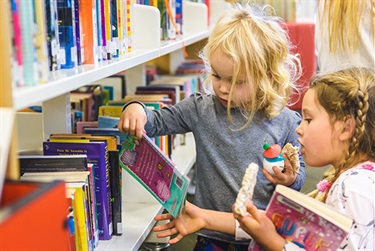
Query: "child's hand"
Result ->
[[117, 103, 147, 139], [152, 201, 206, 244], [262, 156, 297, 186], [233, 202, 285, 251]]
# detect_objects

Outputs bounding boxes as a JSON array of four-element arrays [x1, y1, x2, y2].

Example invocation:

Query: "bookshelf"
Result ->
[[2, 0, 228, 250]]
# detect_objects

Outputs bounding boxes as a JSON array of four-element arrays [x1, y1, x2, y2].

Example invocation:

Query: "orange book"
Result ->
[[0, 180, 70, 250], [80, 0, 99, 64]]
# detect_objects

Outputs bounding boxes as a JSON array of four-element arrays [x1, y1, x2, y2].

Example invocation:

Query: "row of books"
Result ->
[[10, 0, 132, 87], [10, 0, 131, 86], [18, 120, 126, 250], [9, 0, 208, 88]]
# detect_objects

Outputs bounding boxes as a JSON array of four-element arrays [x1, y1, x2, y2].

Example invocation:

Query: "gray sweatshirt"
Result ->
[[142, 92, 306, 244]]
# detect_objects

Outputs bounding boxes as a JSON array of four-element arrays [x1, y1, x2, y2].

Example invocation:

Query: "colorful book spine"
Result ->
[[108, 150, 123, 235], [67, 185, 91, 251], [100, 0, 108, 60], [104, 0, 113, 59], [10, 0, 24, 87], [43, 141, 113, 240], [126, 0, 132, 52], [175, 0, 182, 34], [111, 0, 119, 58], [116, 0, 126, 56], [80, 0, 99, 64], [19, 0, 39, 86], [74, 0, 83, 65], [57, 0, 77, 68], [95, 0, 104, 61], [33, 0, 50, 83], [158, 0, 168, 40], [87, 164, 99, 248], [45, 0, 61, 71], [167, 0, 176, 40]]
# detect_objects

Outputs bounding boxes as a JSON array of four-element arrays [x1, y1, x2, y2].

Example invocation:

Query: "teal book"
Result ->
[[20, 0, 38, 86]]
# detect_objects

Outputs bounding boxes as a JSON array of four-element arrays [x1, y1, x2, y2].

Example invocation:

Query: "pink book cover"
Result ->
[[11, 0, 24, 87], [119, 133, 190, 218], [249, 185, 352, 251], [76, 121, 98, 134]]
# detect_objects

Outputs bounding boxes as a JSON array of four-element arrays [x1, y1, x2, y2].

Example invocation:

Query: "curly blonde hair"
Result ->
[[308, 67, 375, 202], [200, 3, 301, 129]]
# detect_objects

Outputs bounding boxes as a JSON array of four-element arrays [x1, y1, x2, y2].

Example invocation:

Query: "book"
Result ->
[[45, 0, 61, 71], [19, 0, 38, 86], [119, 133, 190, 218], [249, 185, 353, 251], [33, 0, 49, 83], [43, 141, 113, 240], [74, 0, 83, 66], [0, 180, 70, 250], [76, 121, 98, 134], [10, 0, 24, 87], [83, 127, 127, 145], [57, 0, 77, 69], [80, 0, 99, 64], [19, 154, 88, 175]]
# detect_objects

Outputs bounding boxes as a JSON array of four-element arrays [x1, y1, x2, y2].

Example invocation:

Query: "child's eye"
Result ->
[[304, 118, 312, 123], [211, 73, 221, 79]]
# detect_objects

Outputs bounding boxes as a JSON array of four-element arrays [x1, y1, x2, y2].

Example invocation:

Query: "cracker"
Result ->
[[234, 163, 259, 216], [282, 143, 300, 173]]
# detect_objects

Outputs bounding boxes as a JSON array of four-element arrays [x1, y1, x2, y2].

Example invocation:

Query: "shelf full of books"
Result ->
[[11, 0, 216, 111]]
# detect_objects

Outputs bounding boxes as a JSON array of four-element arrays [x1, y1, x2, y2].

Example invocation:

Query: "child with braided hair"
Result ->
[[153, 67, 375, 251]]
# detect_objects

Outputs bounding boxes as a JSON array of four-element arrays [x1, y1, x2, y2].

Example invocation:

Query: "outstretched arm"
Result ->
[[153, 201, 236, 244], [117, 102, 147, 139]]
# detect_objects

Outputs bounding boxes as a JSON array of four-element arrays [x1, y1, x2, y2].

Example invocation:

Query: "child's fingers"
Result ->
[[154, 213, 173, 221], [169, 234, 185, 244]]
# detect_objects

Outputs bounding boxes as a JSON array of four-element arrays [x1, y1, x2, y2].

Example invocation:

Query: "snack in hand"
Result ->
[[282, 143, 300, 174], [234, 163, 259, 216], [262, 143, 285, 175]]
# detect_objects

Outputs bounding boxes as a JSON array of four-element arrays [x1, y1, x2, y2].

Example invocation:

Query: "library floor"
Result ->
[[140, 164, 329, 251]]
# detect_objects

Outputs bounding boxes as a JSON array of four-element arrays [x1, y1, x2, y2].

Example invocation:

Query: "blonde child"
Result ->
[[153, 67, 375, 251], [118, 3, 306, 249], [316, 0, 375, 72]]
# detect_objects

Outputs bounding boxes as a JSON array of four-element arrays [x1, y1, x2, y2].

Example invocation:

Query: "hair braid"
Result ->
[[308, 67, 375, 202]]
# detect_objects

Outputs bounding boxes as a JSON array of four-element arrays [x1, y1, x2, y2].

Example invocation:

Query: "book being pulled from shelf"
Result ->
[[249, 184, 353, 251], [119, 133, 190, 218]]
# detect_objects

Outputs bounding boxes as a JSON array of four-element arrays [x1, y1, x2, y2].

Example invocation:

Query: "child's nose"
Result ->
[[219, 81, 230, 94]]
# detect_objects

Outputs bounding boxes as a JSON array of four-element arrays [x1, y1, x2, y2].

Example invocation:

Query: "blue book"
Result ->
[[175, 0, 183, 34], [45, 0, 61, 71], [57, 0, 77, 68]]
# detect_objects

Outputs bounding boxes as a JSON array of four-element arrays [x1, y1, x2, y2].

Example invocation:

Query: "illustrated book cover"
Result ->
[[119, 133, 190, 218], [249, 184, 353, 251]]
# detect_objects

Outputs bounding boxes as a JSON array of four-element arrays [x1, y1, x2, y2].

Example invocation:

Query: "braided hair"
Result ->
[[307, 67, 375, 202]]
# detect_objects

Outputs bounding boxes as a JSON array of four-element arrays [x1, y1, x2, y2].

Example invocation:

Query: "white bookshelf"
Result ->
[[10, 0, 228, 250]]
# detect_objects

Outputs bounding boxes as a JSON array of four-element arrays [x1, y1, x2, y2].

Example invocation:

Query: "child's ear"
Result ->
[[339, 116, 355, 141]]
